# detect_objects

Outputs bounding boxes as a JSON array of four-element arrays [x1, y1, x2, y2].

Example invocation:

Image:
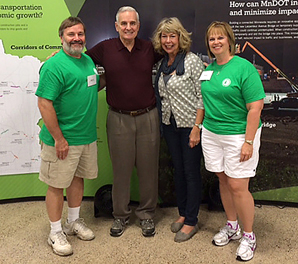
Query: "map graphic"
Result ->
[[0, 39, 42, 175]]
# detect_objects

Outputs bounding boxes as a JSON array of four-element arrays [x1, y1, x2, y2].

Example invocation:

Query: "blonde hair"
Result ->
[[152, 17, 192, 54], [205, 21, 236, 58]]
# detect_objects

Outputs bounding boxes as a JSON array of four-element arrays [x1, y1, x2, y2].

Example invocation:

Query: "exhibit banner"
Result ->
[[0, 0, 114, 199], [78, 0, 298, 204], [0, 0, 70, 175], [1, 0, 298, 203]]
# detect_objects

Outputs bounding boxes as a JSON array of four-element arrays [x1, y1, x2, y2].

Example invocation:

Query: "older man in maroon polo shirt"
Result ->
[[86, 6, 161, 237]]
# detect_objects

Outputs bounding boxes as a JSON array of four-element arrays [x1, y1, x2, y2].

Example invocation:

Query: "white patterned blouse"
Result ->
[[157, 52, 205, 128]]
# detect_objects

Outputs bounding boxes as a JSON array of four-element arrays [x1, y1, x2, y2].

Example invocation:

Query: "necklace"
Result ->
[[216, 64, 227, 75], [216, 56, 233, 75]]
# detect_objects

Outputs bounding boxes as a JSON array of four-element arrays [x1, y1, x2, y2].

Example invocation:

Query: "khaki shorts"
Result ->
[[202, 127, 262, 178], [39, 141, 98, 188]]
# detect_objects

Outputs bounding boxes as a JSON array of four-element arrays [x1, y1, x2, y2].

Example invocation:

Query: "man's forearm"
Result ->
[[38, 97, 64, 142]]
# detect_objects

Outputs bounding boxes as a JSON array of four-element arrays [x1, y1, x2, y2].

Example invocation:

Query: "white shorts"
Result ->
[[201, 127, 262, 178]]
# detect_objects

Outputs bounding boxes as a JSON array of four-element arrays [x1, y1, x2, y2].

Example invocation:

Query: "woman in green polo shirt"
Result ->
[[200, 21, 265, 262]]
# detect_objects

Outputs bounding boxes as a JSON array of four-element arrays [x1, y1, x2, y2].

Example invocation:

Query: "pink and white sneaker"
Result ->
[[236, 233, 257, 261]]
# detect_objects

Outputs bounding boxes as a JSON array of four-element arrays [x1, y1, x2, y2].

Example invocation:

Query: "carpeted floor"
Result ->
[[0, 200, 297, 263]]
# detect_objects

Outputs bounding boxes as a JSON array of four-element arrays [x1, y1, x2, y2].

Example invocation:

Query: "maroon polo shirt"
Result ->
[[86, 38, 161, 111]]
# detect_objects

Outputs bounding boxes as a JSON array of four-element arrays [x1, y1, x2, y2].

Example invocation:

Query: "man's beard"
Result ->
[[63, 40, 85, 56]]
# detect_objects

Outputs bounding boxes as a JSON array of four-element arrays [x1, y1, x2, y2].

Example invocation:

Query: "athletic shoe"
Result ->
[[212, 223, 242, 246], [63, 218, 95, 241], [47, 231, 73, 256], [110, 218, 129, 237], [236, 234, 257, 261], [140, 219, 155, 237]]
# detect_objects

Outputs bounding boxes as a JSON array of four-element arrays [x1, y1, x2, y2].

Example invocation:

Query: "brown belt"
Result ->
[[109, 104, 156, 117]]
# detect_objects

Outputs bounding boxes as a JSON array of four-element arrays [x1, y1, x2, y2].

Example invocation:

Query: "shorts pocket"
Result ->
[[40, 145, 58, 178], [41, 150, 58, 162]]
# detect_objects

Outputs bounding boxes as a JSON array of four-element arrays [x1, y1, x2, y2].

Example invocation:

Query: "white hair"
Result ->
[[115, 6, 139, 22]]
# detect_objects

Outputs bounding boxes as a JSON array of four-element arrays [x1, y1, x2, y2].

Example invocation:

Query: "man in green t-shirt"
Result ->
[[35, 17, 101, 257]]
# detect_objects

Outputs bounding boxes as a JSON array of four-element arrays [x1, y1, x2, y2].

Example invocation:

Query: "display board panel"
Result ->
[[1, 0, 297, 203]]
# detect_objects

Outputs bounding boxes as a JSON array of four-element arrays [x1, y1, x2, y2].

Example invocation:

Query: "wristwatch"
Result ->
[[245, 139, 253, 145], [194, 123, 203, 130]]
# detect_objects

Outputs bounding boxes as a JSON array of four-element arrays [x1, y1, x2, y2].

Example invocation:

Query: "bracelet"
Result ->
[[194, 123, 202, 129], [245, 139, 253, 145]]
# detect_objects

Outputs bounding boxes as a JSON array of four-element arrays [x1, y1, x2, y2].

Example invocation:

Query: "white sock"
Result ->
[[67, 206, 80, 223], [50, 219, 62, 234], [243, 231, 255, 240], [227, 220, 238, 230]]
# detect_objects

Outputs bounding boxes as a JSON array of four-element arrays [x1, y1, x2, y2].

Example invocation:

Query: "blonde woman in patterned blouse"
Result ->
[[152, 17, 204, 243]]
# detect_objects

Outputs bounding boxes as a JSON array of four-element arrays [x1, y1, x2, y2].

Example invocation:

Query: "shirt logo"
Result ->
[[222, 78, 231, 87]]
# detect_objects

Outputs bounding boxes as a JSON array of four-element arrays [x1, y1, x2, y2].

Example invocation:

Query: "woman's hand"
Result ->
[[189, 127, 201, 148], [240, 142, 253, 162]]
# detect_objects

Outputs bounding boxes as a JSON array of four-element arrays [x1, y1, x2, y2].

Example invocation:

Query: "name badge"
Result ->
[[87, 74, 97, 87], [199, 71, 213, 81]]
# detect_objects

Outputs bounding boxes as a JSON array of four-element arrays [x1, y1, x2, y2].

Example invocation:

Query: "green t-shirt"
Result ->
[[201, 56, 265, 135], [35, 50, 99, 146]]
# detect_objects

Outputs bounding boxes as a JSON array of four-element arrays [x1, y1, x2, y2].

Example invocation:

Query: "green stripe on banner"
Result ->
[[253, 186, 298, 203], [64, 0, 86, 16]]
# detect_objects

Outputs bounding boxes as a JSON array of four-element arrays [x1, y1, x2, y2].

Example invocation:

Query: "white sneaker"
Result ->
[[212, 223, 242, 246], [236, 234, 257, 261], [47, 231, 73, 256], [63, 218, 95, 241]]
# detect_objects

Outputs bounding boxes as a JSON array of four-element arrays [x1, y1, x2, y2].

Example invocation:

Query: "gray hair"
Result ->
[[115, 6, 139, 22]]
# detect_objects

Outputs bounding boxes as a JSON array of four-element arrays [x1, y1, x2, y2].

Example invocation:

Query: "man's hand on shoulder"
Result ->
[[46, 50, 60, 60]]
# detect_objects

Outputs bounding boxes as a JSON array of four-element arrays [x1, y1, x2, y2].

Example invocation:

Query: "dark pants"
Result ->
[[163, 116, 202, 226]]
